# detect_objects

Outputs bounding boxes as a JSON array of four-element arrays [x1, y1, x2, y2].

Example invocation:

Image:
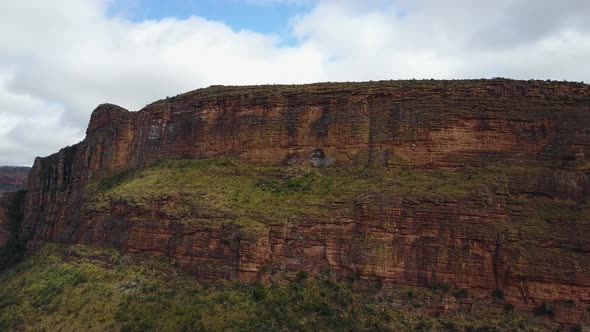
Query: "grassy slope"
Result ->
[[85, 158, 590, 241], [83, 158, 590, 280], [0, 244, 557, 332], [86, 158, 510, 221]]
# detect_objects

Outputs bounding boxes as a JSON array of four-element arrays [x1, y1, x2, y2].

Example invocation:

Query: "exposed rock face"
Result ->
[[0, 167, 30, 193], [19, 79, 590, 325], [0, 195, 9, 249]]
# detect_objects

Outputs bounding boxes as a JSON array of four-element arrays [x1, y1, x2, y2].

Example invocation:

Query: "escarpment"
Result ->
[[17, 79, 590, 325], [0, 166, 30, 193]]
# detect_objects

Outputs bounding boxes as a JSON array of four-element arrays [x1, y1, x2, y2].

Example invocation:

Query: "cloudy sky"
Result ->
[[1, 0, 589, 165]]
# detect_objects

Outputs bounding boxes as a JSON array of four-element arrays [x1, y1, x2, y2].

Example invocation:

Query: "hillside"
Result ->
[[1, 79, 589, 330], [0, 244, 559, 331], [0, 166, 30, 193]]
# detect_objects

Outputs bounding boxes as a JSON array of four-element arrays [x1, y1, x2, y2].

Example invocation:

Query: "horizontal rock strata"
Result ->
[[18, 79, 590, 325]]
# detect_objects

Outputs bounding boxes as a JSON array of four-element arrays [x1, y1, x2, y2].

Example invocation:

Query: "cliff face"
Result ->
[[20, 79, 590, 325], [0, 167, 30, 193]]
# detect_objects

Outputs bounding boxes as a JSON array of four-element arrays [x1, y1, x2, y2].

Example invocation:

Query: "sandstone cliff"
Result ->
[[18, 79, 590, 325], [0, 166, 30, 193]]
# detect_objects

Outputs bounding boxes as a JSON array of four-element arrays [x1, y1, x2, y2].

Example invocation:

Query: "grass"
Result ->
[[79, 157, 590, 290], [0, 243, 559, 332], [85, 157, 507, 224], [83, 158, 590, 272], [82, 157, 590, 268]]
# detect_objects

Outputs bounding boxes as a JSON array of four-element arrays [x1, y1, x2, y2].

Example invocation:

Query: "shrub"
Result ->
[[491, 289, 505, 300], [503, 303, 514, 313], [415, 320, 433, 331], [533, 302, 555, 317], [452, 288, 469, 299], [374, 278, 383, 290], [252, 285, 266, 302], [441, 320, 459, 331], [256, 173, 315, 194], [429, 282, 451, 292], [295, 271, 309, 282], [305, 302, 335, 317]]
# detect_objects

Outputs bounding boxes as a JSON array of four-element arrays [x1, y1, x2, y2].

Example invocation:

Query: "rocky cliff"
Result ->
[[0, 166, 30, 193], [18, 79, 590, 325]]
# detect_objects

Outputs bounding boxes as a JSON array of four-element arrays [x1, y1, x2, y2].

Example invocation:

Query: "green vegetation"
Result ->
[[452, 288, 469, 299], [429, 282, 452, 293], [0, 244, 558, 331], [84, 158, 590, 277], [155, 78, 588, 107], [533, 302, 555, 317], [84, 157, 590, 247], [85, 158, 508, 224], [492, 289, 505, 300]]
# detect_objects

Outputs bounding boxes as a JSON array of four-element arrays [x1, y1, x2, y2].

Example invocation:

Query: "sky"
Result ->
[[1, 0, 589, 166]]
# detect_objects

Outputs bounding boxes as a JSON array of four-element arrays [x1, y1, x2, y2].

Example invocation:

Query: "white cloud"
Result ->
[[291, 0, 590, 81], [0, 0, 588, 165]]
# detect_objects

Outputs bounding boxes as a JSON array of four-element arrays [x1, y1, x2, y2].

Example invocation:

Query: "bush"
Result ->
[[295, 271, 309, 282], [256, 173, 315, 194], [429, 282, 451, 292], [533, 302, 555, 317], [441, 320, 459, 331], [305, 302, 335, 317], [503, 303, 514, 313], [415, 320, 433, 331], [491, 289, 504, 300], [452, 288, 469, 299], [252, 285, 266, 302]]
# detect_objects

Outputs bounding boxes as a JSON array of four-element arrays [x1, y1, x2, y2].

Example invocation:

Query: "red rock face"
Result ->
[[0, 167, 30, 193], [20, 79, 590, 325], [0, 195, 9, 249]]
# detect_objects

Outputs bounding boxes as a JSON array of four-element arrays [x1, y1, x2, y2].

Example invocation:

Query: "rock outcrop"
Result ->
[[17, 79, 590, 325]]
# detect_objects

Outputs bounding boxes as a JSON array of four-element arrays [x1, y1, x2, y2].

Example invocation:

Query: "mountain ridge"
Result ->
[[2, 79, 590, 327]]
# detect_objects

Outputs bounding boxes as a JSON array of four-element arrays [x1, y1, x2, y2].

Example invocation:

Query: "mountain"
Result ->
[[0, 166, 30, 193], [1, 79, 589, 330]]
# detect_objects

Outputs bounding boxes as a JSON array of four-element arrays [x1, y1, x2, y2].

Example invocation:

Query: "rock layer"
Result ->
[[19, 79, 590, 325], [0, 167, 30, 193]]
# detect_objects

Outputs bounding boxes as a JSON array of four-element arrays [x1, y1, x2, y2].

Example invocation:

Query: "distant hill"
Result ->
[[0, 166, 30, 193]]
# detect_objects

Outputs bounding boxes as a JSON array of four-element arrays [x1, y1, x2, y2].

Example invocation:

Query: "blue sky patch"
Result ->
[[109, 0, 313, 39]]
